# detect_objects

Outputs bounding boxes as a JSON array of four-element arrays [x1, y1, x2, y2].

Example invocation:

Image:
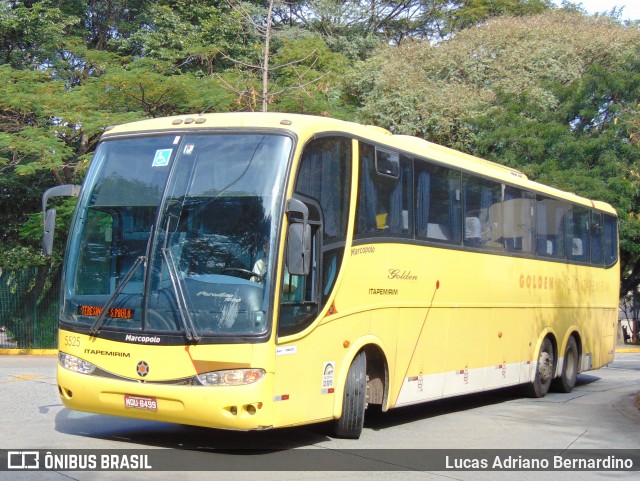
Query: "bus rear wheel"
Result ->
[[523, 337, 554, 398], [333, 351, 367, 439], [552, 336, 578, 393]]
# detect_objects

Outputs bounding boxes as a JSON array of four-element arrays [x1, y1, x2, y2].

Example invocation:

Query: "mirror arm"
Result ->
[[42, 184, 81, 214]]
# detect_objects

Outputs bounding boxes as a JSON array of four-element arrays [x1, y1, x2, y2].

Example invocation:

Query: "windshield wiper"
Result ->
[[90, 255, 146, 336], [162, 247, 201, 342]]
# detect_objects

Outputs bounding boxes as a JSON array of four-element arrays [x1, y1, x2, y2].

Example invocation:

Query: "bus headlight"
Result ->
[[195, 369, 265, 386], [59, 352, 96, 375]]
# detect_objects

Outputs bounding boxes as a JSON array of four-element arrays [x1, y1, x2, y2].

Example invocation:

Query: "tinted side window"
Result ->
[[503, 186, 536, 253], [295, 137, 351, 243], [604, 214, 618, 266], [279, 137, 352, 336], [463, 175, 503, 250], [355, 143, 413, 239], [537, 197, 567, 258], [566, 205, 590, 262], [590, 211, 604, 265], [415, 162, 462, 244]]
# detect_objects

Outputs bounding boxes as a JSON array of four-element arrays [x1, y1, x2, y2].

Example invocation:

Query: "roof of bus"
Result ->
[[102, 112, 616, 215]]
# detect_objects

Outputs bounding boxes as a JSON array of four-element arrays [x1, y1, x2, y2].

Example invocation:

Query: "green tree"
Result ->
[[0, 0, 240, 344], [439, 0, 553, 34], [269, 32, 352, 116], [348, 11, 640, 295], [0, 0, 77, 67], [212, 1, 351, 113]]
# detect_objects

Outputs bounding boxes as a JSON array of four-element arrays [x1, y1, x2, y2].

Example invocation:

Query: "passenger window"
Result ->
[[376, 149, 400, 178], [537, 197, 567, 258], [591, 211, 604, 265], [566, 206, 590, 262], [503, 187, 536, 253], [603, 214, 618, 266], [355, 143, 413, 238], [415, 162, 462, 244], [463, 176, 503, 250]]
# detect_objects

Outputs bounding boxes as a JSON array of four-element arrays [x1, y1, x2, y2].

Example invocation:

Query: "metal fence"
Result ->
[[0, 266, 60, 349]]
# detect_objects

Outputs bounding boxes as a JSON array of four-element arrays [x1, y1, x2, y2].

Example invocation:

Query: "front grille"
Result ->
[[90, 366, 196, 385]]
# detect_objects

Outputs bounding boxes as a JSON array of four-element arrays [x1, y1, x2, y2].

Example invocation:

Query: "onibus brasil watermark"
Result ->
[[2, 449, 638, 471]]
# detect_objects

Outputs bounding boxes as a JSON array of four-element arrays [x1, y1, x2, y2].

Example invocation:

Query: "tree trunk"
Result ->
[[262, 0, 274, 112]]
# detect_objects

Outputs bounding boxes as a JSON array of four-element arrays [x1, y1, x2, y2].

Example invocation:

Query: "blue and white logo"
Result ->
[[152, 149, 173, 167]]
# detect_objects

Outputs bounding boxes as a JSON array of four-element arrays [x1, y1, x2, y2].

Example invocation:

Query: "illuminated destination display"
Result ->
[[78, 305, 134, 320]]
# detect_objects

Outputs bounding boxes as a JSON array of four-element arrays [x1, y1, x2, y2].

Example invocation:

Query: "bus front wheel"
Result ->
[[523, 337, 555, 398], [552, 336, 578, 393], [333, 351, 367, 439]]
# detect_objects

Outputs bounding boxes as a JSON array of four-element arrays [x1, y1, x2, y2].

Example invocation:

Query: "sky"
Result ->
[[555, 1, 640, 20]]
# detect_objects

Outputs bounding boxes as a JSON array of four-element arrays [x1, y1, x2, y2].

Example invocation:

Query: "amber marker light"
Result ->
[[244, 370, 263, 384], [195, 368, 265, 386]]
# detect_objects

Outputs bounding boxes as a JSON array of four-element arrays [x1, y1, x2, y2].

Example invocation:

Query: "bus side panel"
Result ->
[[440, 308, 487, 397], [271, 336, 337, 428], [485, 307, 524, 388], [271, 311, 384, 428], [600, 308, 617, 366], [393, 307, 447, 405]]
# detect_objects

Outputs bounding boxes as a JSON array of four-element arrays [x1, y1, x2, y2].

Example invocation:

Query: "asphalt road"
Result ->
[[0, 351, 639, 481]]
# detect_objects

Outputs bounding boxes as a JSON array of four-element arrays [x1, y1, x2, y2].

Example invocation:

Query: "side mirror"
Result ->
[[41, 184, 81, 256], [43, 208, 57, 256], [286, 223, 311, 276], [285, 199, 311, 276]]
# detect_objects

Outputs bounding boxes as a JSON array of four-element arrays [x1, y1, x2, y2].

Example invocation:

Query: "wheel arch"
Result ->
[[556, 328, 582, 377], [361, 343, 390, 411], [533, 329, 559, 376], [332, 336, 390, 419]]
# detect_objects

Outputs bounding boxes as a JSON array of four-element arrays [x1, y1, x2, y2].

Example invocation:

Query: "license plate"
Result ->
[[124, 394, 158, 411]]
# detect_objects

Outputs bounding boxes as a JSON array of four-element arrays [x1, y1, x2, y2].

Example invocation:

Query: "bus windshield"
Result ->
[[62, 133, 292, 340]]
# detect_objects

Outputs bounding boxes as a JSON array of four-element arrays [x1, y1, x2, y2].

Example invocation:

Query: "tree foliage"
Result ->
[[351, 11, 640, 294]]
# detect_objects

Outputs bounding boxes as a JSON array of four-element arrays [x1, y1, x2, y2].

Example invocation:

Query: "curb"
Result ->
[[616, 346, 640, 353], [0, 349, 57, 356]]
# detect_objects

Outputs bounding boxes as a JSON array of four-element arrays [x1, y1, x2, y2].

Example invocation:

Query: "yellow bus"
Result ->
[[45, 113, 619, 439]]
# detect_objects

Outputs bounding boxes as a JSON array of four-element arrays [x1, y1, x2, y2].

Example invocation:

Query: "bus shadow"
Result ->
[[575, 373, 600, 386], [362, 373, 603, 432], [361, 386, 525, 432], [54, 409, 331, 451], [54, 375, 603, 447]]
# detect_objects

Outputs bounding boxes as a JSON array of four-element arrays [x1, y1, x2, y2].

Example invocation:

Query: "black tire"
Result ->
[[552, 336, 578, 393], [523, 337, 555, 398], [333, 351, 367, 439]]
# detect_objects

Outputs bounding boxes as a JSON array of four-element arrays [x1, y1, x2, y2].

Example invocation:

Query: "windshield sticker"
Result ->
[[152, 149, 173, 167], [184, 144, 195, 155], [173, 136, 181, 145]]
